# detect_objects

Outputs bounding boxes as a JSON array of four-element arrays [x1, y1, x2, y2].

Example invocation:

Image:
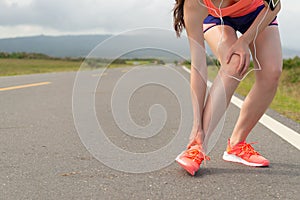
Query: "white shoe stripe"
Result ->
[[222, 152, 265, 167]]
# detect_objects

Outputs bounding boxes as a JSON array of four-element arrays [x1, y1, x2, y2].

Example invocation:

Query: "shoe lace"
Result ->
[[185, 149, 210, 165], [237, 142, 260, 158]]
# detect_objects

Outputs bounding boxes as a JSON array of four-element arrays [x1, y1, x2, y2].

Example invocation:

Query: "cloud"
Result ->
[[0, 0, 173, 32], [0, 0, 299, 50], [278, 3, 300, 49]]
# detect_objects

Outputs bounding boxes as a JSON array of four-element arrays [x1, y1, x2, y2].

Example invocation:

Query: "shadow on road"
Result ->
[[192, 163, 300, 177]]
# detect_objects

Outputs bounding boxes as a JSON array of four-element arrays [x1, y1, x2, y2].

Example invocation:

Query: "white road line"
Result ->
[[182, 66, 300, 150]]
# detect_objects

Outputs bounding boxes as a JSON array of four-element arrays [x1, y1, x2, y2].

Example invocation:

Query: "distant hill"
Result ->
[[0, 35, 111, 58], [0, 34, 299, 59], [0, 34, 193, 62], [281, 47, 300, 58]]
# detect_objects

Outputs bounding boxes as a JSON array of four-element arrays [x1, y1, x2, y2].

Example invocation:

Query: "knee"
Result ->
[[266, 66, 282, 86], [257, 64, 282, 88], [219, 54, 242, 79]]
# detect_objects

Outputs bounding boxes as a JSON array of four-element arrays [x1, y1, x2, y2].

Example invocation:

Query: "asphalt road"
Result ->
[[0, 65, 299, 200]]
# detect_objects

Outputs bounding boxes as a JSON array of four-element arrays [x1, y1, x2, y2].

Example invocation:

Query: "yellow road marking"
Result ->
[[0, 82, 51, 92]]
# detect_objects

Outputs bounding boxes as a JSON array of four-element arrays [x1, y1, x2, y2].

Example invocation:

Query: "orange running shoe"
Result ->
[[222, 139, 269, 167], [175, 146, 210, 175]]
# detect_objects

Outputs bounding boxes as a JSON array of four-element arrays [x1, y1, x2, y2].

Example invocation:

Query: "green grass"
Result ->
[[0, 58, 83, 76], [1, 58, 298, 122], [187, 64, 300, 123], [125, 60, 152, 65], [107, 60, 155, 68], [107, 63, 133, 68], [0, 58, 164, 77], [233, 69, 300, 123], [0, 58, 137, 76], [186, 65, 300, 123]]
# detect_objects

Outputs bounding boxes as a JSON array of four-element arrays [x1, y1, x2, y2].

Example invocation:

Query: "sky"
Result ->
[[0, 0, 299, 50]]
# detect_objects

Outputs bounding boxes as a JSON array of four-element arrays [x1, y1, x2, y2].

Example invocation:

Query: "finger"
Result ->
[[242, 55, 250, 75], [187, 139, 195, 148], [187, 137, 201, 149], [238, 53, 245, 75], [241, 53, 250, 76], [187, 141, 195, 149], [226, 50, 234, 64]]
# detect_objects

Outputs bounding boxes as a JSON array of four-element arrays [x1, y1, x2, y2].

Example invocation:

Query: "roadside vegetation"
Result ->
[[1, 52, 299, 122], [0, 52, 164, 76], [184, 56, 300, 123]]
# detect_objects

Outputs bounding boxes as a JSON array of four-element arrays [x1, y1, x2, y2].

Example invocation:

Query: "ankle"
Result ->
[[189, 143, 203, 151], [192, 143, 201, 147], [229, 137, 244, 147], [187, 129, 205, 149]]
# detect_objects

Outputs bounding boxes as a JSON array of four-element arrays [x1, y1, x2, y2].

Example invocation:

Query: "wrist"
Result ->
[[239, 35, 252, 45]]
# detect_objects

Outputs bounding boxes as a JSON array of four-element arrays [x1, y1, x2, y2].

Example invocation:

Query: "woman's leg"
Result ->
[[229, 26, 282, 146], [187, 48, 208, 149], [200, 26, 243, 152]]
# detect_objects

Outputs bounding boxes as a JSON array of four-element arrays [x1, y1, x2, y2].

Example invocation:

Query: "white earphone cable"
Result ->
[[196, 0, 271, 82]]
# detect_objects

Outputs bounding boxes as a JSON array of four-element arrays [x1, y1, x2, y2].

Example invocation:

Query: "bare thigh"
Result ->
[[250, 26, 282, 81], [204, 25, 243, 79]]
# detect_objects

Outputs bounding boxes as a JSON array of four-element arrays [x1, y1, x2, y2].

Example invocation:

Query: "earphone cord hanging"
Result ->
[[196, 0, 271, 82]]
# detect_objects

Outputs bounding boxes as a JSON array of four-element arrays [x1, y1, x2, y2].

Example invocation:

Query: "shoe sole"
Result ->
[[222, 152, 269, 167]]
